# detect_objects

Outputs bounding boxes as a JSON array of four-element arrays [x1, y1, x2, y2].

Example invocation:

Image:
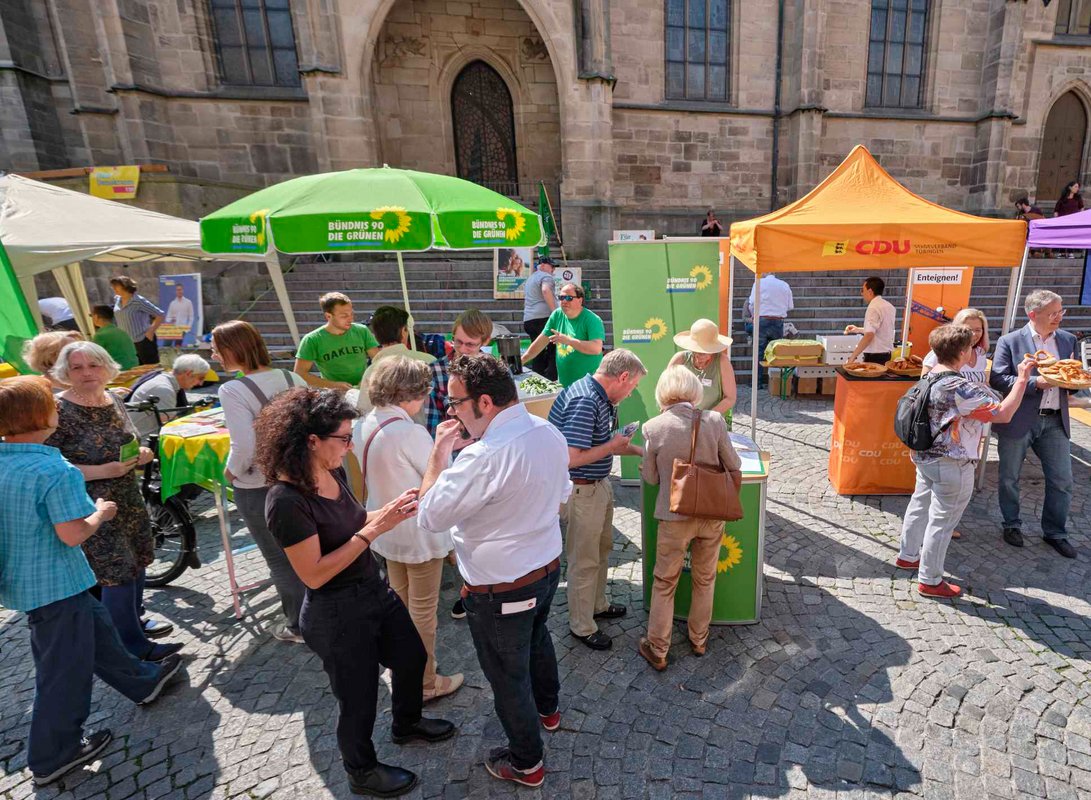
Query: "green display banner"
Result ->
[[641, 481, 763, 623], [608, 240, 722, 479], [0, 241, 37, 374]]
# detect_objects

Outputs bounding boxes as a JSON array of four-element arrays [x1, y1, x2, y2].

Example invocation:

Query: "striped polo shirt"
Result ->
[[113, 293, 164, 342], [548, 373, 616, 481]]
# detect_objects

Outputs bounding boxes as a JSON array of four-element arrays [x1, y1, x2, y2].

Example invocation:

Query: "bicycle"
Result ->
[[125, 396, 215, 587]]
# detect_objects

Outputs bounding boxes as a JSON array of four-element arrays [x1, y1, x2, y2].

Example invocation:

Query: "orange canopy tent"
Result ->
[[725, 145, 1028, 439]]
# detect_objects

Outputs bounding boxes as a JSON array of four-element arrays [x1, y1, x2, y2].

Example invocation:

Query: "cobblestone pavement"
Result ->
[[3, 388, 1091, 799]]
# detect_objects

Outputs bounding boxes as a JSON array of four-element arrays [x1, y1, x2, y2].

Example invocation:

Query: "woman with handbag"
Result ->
[[351, 356, 463, 703], [638, 366, 741, 671]]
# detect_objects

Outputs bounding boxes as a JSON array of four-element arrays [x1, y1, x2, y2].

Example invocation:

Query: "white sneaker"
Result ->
[[272, 624, 304, 643]]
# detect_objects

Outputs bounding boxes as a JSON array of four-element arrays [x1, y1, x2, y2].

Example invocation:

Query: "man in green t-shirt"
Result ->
[[521, 283, 604, 386], [293, 292, 379, 390], [91, 305, 138, 370]]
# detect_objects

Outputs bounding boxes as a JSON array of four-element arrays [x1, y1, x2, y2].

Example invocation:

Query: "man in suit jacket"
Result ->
[[989, 290, 1077, 558]]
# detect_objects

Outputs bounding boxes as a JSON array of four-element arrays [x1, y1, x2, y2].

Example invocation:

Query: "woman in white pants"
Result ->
[[897, 325, 1034, 599]]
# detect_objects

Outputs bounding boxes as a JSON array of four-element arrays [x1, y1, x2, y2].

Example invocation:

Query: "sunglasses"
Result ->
[[447, 395, 475, 408], [558, 295, 578, 302]]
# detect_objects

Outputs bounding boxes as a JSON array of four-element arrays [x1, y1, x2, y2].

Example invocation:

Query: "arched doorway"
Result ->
[[451, 60, 519, 193], [1037, 91, 1087, 206]]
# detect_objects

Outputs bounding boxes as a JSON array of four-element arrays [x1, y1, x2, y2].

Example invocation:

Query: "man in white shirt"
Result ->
[[38, 297, 79, 331], [165, 284, 195, 330], [418, 355, 571, 789], [846, 276, 896, 364], [746, 273, 794, 388]]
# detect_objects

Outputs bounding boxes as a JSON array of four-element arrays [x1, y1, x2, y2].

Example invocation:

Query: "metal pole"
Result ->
[[397, 251, 417, 352], [750, 273, 761, 441], [264, 253, 301, 346], [726, 254, 736, 338], [901, 269, 915, 352], [1003, 245, 1030, 335]]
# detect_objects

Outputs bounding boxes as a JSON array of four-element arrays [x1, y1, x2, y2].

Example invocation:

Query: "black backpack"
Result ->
[[894, 371, 960, 451]]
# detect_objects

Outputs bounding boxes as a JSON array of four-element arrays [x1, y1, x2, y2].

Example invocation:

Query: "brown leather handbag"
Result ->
[[668, 408, 744, 521]]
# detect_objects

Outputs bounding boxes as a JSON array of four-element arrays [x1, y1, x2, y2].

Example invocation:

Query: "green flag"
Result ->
[[0, 241, 37, 374], [537, 182, 555, 259]]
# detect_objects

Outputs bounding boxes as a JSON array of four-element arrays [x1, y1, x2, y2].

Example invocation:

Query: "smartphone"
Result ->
[[621, 421, 639, 437]]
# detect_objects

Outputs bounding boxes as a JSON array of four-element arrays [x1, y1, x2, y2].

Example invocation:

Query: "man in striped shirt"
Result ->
[[110, 275, 164, 365], [548, 349, 646, 650]]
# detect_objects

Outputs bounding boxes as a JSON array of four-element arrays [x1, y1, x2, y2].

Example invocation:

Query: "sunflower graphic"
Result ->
[[690, 265, 713, 290], [497, 207, 527, 241], [717, 534, 743, 573], [248, 208, 270, 249], [370, 206, 412, 244], [644, 317, 668, 341]]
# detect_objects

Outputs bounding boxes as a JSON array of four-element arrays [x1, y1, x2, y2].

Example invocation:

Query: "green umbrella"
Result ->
[[200, 167, 546, 343]]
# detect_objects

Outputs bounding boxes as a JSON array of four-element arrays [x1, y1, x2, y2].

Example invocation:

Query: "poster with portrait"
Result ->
[[157, 273, 202, 346], [493, 247, 535, 298]]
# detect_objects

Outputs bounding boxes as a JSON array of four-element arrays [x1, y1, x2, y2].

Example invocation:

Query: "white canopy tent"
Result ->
[[0, 174, 300, 344]]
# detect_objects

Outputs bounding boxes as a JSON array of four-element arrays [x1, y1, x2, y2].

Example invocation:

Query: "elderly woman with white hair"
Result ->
[[637, 365, 741, 672], [45, 341, 183, 662]]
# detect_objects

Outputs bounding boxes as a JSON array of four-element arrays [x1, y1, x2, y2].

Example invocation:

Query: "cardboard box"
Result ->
[[765, 339, 824, 365], [769, 368, 794, 398], [824, 351, 853, 365], [818, 334, 862, 353], [797, 377, 819, 395], [821, 377, 837, 395]]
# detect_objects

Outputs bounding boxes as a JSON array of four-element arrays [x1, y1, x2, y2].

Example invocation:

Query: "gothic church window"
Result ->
[[209, 0, 301, 87], [665, 0, 731, 102], [866, 0, 929, 109], [1054, 0, 1091, 35]]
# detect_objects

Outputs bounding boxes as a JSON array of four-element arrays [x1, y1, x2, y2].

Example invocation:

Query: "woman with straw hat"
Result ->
[[668, 318, 737, 421]]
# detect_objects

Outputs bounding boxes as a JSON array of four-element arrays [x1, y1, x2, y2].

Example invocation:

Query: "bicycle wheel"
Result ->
[[145, 497, 194, 587]]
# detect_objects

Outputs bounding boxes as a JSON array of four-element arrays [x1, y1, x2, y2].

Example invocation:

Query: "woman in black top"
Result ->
[[256, 388, 455, 798]]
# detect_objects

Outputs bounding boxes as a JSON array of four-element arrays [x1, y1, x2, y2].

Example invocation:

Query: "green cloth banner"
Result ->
[[0, 241, 37, 374], [608, 240, 722, 479]]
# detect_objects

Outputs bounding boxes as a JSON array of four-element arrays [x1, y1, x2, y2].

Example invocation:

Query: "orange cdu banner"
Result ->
[[906, 267, 974, 358]]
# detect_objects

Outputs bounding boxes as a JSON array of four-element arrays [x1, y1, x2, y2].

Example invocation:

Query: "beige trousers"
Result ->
[[386, 557, 445, 691], [563, 480, 614, 637], [646, 517, 723, 659]]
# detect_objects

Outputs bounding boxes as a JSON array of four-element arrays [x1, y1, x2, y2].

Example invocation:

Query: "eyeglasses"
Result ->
[[452, 337, 483, 350], [1047, 309, 1067, 320], [447, 395, 475, 408], [318, 433, 353, 445], [558, 295, 578, 302]]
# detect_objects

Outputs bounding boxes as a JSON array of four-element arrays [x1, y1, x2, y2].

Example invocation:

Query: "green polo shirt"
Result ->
[[93, 323, 138, 370], [545, 306, 605, 386], [297, 323, 378, 385]]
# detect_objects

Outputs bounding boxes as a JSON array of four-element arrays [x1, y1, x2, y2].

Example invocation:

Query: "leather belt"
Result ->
[[462, 558, 560, 595], [1039, 408, 1060, 416], [571, 477, 601, 485]]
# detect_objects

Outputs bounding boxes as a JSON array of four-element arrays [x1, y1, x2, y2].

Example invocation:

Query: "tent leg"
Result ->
[[1003, 246, 1029, 336], [53, 263, 93, 337], [901, 270, 915, 351], [397, 251, 417, 352], [750, 276, 761, 442], [265, 254, 300, 347], [726, 255, 736, 337], [18, 272, 44, 330]]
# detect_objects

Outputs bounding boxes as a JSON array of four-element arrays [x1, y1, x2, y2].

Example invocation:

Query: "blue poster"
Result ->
[[1082, 252, 1091, 307], [158, 273, 202, 347]]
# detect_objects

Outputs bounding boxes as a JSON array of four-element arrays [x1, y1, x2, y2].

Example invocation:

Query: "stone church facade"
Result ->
[[3, 0, 1091, 256]]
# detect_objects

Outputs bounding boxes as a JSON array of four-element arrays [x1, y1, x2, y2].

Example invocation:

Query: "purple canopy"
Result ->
[[1027, 208, 1091, 247]]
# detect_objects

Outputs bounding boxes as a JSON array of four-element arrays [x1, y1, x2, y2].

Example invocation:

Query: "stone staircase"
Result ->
[[231, 254, 1090, 380]]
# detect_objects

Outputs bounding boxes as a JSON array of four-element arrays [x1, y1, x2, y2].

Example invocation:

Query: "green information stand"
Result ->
[[641, 439, 769, 624]]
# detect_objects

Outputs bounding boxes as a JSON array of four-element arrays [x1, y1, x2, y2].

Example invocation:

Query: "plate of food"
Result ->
[[1037, 359, 1091, 390], [885, 354, 924, 377], [842, 361, 888, 378], [1026, 349, 1058, 368]]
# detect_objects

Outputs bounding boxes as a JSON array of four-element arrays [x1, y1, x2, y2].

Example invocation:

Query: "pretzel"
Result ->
[[1025, 349, 1054, 362], [1039, 361, 1091, 386], [889, 355, 923, 370]]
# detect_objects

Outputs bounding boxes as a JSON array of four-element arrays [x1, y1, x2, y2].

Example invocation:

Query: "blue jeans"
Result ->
[[756, 318, 784, 388], [996, 414, 1073, 540], [463, 568, 561, 771], [100, 576, 154, 659], [300, 579, 425, 776], [26, 591, 161, 776]]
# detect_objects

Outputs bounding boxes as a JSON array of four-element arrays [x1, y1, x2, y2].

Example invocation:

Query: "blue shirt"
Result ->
[[0, 443, 97, 612], [547, 374, 615, 481], [113, 293, 164, 341]]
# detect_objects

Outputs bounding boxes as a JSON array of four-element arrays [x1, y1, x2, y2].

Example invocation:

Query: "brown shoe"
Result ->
[[638, 637, 667, 671], [423, 673, 464, 703], [690, 641, 706, 657]]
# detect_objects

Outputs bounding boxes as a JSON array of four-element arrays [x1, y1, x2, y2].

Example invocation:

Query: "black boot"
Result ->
[[390, 717, 456, 744], [348, 763, 418, 797]]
